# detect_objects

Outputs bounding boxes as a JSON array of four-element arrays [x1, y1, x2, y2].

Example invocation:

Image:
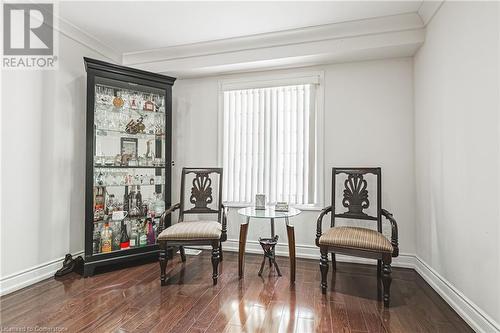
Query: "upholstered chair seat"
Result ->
[[158, 221, 222, 241], [319, 226, 393, 253]]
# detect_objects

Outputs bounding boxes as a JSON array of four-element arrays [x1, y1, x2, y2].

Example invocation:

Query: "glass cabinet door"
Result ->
[[91, 76, 167, 255]]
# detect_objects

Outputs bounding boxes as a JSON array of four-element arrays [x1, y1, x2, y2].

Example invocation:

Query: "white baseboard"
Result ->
[[1, 245, 498, 333], [0, 251, 84, 296], [222, 238, 415, 268], [413, 256, 499, 333]]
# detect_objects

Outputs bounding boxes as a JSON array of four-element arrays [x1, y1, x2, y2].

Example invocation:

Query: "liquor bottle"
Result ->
[[105, 193, 115, 215], [123, 188, 129, 212], [94, 187, 105, 221], [136, 186, 143, 215], [112, 222, 121, 251], [92, 225, 101, 254], [129, 186, 137, 217], [139, 221, 148, 247], [129, 223, 138, 248], [101, 222, 112, 253], [147, 195, 156, 218], [147, 219, 155, 245], [136, 225, 141, 246], [135, 220, 142, 246], [120, 220, 130, 249]]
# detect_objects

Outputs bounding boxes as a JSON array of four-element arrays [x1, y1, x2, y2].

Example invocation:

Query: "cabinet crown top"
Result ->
[[84, 57, 176, 86]]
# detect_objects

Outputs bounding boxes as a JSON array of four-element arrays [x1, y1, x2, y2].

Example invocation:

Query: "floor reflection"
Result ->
[[2, 251, 473, 333]]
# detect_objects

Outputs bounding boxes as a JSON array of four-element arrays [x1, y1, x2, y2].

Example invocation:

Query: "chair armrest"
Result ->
[[220, 204, 228, 241], [381, 209, 399, 257], [158, 203, 180, 232], [316, 206, 332, 247]]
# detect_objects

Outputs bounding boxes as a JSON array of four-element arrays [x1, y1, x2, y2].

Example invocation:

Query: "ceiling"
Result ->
[[60, 1, 423, 54]]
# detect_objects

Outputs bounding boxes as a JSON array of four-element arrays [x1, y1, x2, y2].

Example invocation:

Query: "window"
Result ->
[[220, 73, 323, 207]]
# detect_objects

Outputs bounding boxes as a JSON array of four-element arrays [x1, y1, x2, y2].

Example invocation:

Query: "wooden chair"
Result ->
[[315, 167, 399, 306], [157, 168, 226, 286]]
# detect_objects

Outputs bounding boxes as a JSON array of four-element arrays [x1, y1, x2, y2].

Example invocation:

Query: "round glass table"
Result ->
[[237, 207, 301, 283]]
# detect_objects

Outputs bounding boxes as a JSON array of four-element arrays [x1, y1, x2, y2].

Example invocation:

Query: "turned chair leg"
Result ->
[[377, 277, 383, 302], [211, 243, 220, 285], [159, 246, 169, 286], [382, 260, 392, 307], [179, 246, 186, 262], [377, 259, 382, 277], [320, 248, 329, 294], [331, 253, 336, 272]]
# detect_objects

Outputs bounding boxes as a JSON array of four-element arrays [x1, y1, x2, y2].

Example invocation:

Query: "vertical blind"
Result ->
[[222, 84, 316, 205]]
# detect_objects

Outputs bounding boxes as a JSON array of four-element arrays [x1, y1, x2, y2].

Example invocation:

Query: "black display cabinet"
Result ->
[[83, 58, 175, 276]]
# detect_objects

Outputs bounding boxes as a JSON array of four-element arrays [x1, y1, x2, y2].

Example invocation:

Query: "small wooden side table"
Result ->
[[237, 207, 301, 284]]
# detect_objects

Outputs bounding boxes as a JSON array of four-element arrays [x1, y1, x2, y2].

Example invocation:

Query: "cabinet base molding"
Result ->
[[83, 248, 160, 277]]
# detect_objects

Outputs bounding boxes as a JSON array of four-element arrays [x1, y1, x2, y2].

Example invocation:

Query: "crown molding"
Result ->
[[20, 2, 122, 63], [122, 13, 424, 78], [123, 13, 423, 66], [52, 11, 427, 77], [417, 1, 444, 26], [57, 13, 122, 64], [126, 28, 425, 78], [49, 7, 442, 76]]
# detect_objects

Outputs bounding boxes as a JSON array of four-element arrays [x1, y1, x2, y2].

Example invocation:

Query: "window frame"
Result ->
[[217, 71, 325, 210]]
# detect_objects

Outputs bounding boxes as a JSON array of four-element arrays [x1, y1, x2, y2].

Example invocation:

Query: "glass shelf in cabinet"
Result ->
[[95, 102, 165, 115], [93, 183, 165, 187], [93, 217, 158, 224], [95, 128, 165, 139], [94, 165, 165, 169]]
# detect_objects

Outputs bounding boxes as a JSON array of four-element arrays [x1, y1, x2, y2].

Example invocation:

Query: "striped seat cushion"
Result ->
[[319, 226, 393, 253], [157, 221, 222, 241]]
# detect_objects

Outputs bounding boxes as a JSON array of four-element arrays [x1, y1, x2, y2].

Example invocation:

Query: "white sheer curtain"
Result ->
[[222, 84, 316, 205]]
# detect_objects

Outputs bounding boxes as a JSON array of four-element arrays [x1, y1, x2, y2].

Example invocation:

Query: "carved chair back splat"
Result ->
[[331, 167, 382, 232], [179, 168, 224, 223]]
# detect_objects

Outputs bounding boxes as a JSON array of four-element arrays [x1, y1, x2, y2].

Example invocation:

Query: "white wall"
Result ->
[[414, 1, 500, 328], [0, 33, 112, 293], [172, 57, 416, 260]]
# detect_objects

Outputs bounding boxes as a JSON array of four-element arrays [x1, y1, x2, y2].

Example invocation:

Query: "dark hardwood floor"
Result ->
[[0, 251, 472, 333]]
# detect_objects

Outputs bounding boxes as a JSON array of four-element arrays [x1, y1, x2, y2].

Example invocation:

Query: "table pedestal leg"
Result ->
[[258, 256, 266, 276], [258, 236, 281, 277], [286, 218, 296, 284], [238, 217, 249, 278]]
